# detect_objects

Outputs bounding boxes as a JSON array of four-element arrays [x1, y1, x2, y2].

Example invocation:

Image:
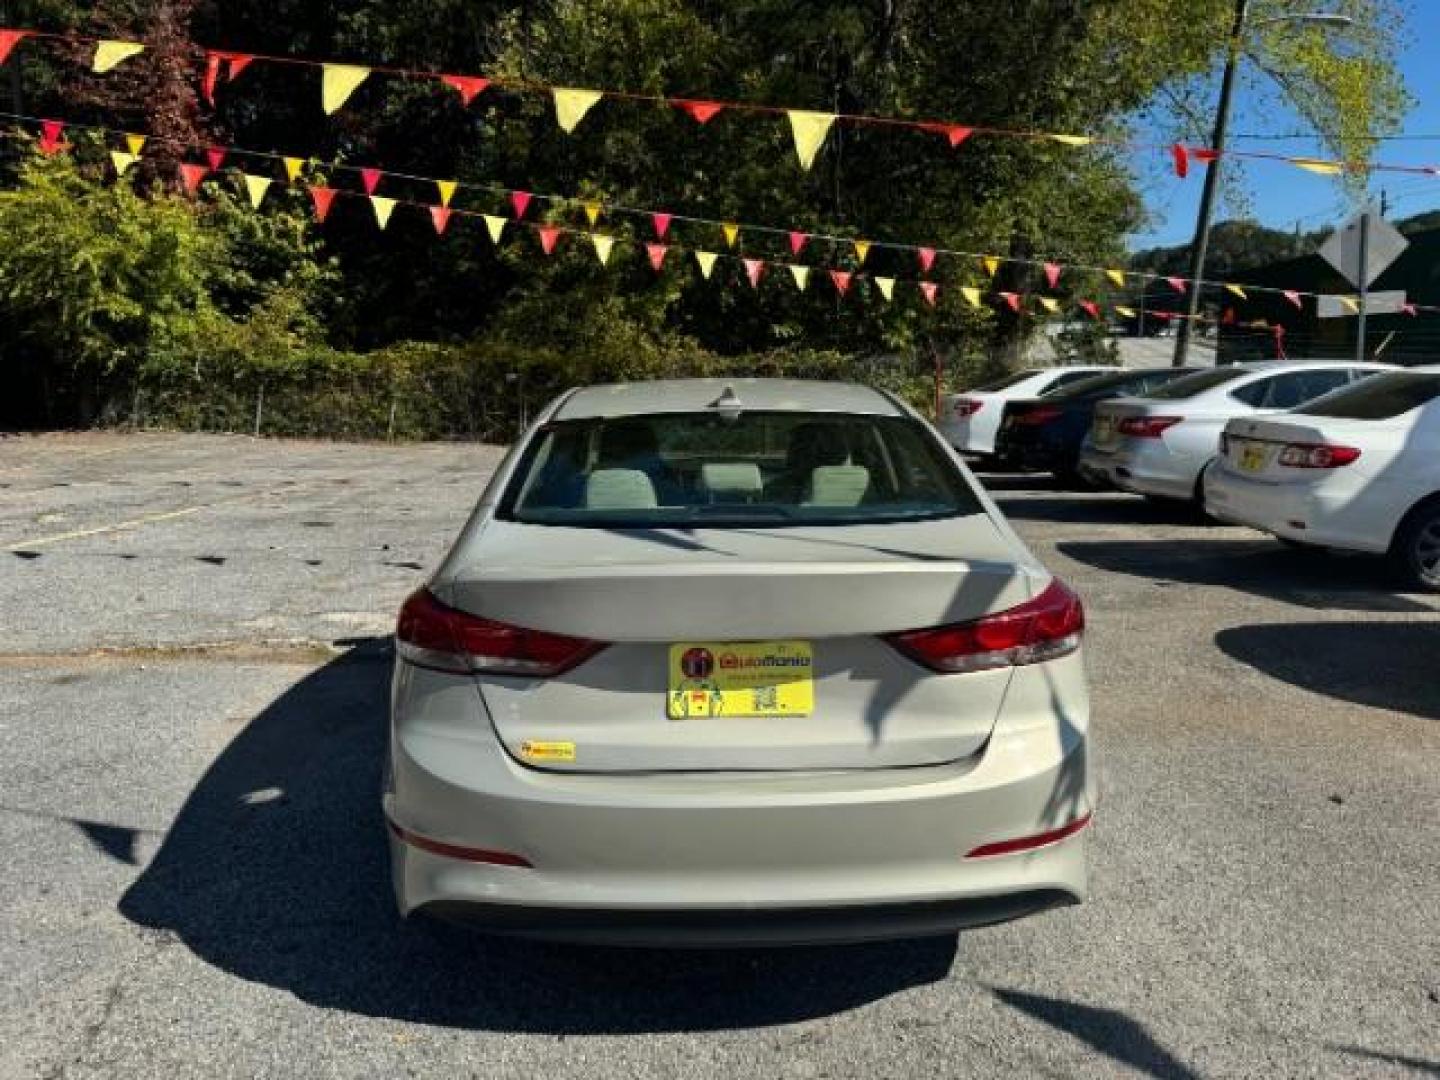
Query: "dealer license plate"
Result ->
[[667, 641, 814, 719]]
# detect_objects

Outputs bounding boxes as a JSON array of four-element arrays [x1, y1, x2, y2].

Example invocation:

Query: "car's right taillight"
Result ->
[[1118, 416, 1182, 438], [952, 398, 985, 418], [396, 589, 606, 677], [884, 579, 1085, 674], [1277, 442, 1361, 469]]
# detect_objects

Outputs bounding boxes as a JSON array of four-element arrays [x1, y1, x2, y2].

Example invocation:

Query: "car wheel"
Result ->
[[1391, 499, 1440, 592]]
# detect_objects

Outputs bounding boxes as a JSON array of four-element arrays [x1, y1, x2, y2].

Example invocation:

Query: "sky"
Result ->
[[1132, 4, 1440, 250]]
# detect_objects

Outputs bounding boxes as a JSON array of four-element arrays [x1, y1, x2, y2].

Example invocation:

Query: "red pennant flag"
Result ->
[[225, 53, 254, 80], [38, 120, 65, 155], [1154, 311, 1174, 321], [1402, 302, 1418, 317], [1172, 143, 1190, 179], [999, 291, 1021, 313], [646, 242, 668, 272], [743, 258, 765, 288], [179, 163, 208, 194], [1044, 262, 1062, 289], [430, 206, 452, 235], [0, 29, 29, 67], [675, 99, 724, 124], [539, 226, 561, 255], [360, 168, 383, 195], [789, 231, 808, 256], [1193, 148, 1219, 164], [921, 123, 973, 148], [309, 185, 338, 223], [829, 269, 852, 296], [1166, 276, 1187, 294], [510, 191, 532, 219], [1079, 300, 1100, 320], [205, 147, 227, 172], [1283, 290, 1303, 310], [440, 75, 490, 106], [651, 212, 672, 240], [919, 282, 939, 307], [1221, 307, 1236, 325], [917, 247, 936, 274], [202, 52, 223, 105]]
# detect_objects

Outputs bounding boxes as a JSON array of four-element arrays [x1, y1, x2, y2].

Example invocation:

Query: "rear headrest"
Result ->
[[584, 469, 658, 510], [699, 463, 763, 500], [804, 465, 870, 508]]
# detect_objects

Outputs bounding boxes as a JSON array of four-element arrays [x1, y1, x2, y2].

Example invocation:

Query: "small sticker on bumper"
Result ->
[[519, 740, 576, 763]]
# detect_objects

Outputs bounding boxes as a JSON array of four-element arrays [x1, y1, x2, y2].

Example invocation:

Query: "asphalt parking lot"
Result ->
[[1, 431, 1436, 1079]]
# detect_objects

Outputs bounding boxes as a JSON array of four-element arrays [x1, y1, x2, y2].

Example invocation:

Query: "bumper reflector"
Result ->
[[388, 820, 534, 868], [965, 812, 1093, 859]]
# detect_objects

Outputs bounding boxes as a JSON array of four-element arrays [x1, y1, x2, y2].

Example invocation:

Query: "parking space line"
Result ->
[[3, 487, 294, 551]]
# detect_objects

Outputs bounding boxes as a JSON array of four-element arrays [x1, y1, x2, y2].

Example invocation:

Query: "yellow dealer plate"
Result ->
[[667, 641, 814, 720], [1240, 444, 1267, 472]]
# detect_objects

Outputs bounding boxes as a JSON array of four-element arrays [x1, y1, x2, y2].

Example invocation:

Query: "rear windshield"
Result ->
[[971, 369, 1042, 392], [1145, 368, 1248, 400], [1294, 372, 1440, 420], [499, 411, 982, 527], [1047, 369, 1182, 401]]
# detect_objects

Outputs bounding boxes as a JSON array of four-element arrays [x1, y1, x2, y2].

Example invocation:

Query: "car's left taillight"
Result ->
[[396, 589, 606, 677], [952, 398, 985, 418], [884, 579, 1085, 674], [1118, 415, 1182, 438]]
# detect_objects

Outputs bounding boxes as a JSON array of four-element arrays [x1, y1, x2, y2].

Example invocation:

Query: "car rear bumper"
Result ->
[[386, 657, 1095, 945], [1203, 466, 1388, 552], [1079, 444, 1197, 501]]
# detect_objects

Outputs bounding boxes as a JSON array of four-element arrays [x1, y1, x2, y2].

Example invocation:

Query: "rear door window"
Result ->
[[1038, 369, 1112, 395], [1148, 368, 1248, 400], [1295, 372, 1440, 419]]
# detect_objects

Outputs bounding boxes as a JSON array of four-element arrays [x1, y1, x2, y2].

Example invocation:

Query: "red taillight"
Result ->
[[396, 589, 606, 677], [885, 579, 1085, 674], [1277, 442, 1361, 469], [952, 398, 985, 418], [1012, 406, 1062, 426], [1117, 415, 1182, 439]]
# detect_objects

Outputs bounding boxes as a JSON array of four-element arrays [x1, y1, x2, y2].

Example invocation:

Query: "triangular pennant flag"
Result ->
[[370, 195, 397, 229], [1172, 143, 1190, 179], [125, 133, 147, 156], [321, 64, 371, 115], [0, 30, 31, 67], [983, 256, 1000, 277], [853, 240, 871, 265], [540, 226, 562, 255], [652, 212, 673, 240], [999, 291, 1021, 312], [788, 231, 808, 256], [788, 264, 810, 290], [179, 163, 208, 194], [440, 74, 490, 106], [553, 87, 604, 133], [225, 53, 255, 81], [1225, 283, 1248, 300], [435, 180, 458, 207], [360, 168, 383, 195], [1115, 306, 1136, 318], [743, 258, 765, 288], [1291, 158, 1343, 176], [919, 282, 939, 307], [786, 110, 836, 171], [829, 269, 852, 296], [917, 247, 936, 274], [205, 147, 227, 172], [874, 276, 895, 301], [483, 215, 507, 244], [243, 174, 272, 209], [429, 206, 452, 235], [38, 119, 65, 155], [283, 157, 305, 183], [308, 186, 337, 222], [722, 222, 740, 248], [1039, 297, 1061, 314], [1044, 262, 1062, 289], [675, 99, 724, 124], [961, 286, 982, 309], [694, 251, 718, 279], [93, 40, 145, 74], [510, 191, 532, 219], [1048, 134, 1092, 147], [583, 201, 602, 227], [1283, 290, 1304, 309], [1079, 300, 1100, 319], [646, 242, 668, 272], [1402, 303, 1417, 317], [109, 151, 139, 177], [591, 234, 615, 265], [1106, 269, 1126, 288], [923, 123, 973, 149], [1166, 276, 1187, 294]]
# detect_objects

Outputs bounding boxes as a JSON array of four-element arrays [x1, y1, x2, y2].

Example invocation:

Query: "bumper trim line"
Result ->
[[388, 819, 534, 868]]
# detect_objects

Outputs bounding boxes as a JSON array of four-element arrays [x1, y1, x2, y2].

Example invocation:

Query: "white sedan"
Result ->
[[939, 366, 1115, 459], [1204, 366, 1440, 591], [1079, 361, 1391, 503]]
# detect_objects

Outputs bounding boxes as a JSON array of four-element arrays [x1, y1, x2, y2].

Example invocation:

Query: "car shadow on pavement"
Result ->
[[1216, 621, 1440, 720], [992, 493, 1206, 527], [118, 644, 959, 1033], [1058, 539, 1434, 613]]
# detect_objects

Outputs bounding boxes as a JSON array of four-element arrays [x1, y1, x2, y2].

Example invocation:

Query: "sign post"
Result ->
[[1318, 210, 1408, 362]]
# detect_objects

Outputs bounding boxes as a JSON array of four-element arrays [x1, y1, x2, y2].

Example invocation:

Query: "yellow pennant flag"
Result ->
[[1292, 158, 1343, 175], [436, 180, 458, 208], [1049, 134, 1093, 147], [961, 286, 982, 309], [1115, 306, 1136, 318], [370, 195, 397, 229], [694, 251, 719, 279], [283, 157, 306, 183], [244, 174, 272, 209], [1225, 283, 1248, 300], [553, 88, 604, 134], [1338, 296, 1360, 314], [109, 151, 139, 176], [1039, 297, 1060, 314], [322, 64, 371, 115], [853, 240, 871, 265], [124, 133, 147, 156], [583, 202, 602, 227], [722, 222, 740, 248], [590, 234, 615, 265], [93, 40, 145, 73], [1106, 269, 1126, 288], [788, 265, 810, 290], [983, 256, 1000, 277], [483, 215, 507, 245], [786, 110, 836, 170], [874, 276, 895, 301]]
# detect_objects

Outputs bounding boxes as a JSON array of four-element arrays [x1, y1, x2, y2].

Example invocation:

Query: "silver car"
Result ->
[[386, 378, 1095, 945]]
